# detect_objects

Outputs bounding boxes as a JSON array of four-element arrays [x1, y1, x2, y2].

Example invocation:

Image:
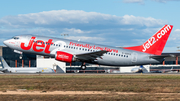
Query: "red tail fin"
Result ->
[[124, 25, 173, 55]]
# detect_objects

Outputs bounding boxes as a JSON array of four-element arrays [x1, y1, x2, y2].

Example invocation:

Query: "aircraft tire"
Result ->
[[81, 65, 86, 70]]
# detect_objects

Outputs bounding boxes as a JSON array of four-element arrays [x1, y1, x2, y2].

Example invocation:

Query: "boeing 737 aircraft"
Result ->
[[0, 56, 55, 73], [3, 25, 173, 69]]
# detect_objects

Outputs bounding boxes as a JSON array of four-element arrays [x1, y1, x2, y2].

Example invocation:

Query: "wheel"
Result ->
[[81, 65, 86, 70]]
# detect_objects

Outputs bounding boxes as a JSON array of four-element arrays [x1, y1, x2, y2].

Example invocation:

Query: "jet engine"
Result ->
[[55, 51, 74, 63]]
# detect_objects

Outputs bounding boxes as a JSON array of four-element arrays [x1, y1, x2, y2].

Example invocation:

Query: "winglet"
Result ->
[[124, 25, 173, 55]]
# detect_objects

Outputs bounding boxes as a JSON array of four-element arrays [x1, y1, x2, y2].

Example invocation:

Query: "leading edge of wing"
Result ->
[[75, 50, 108, 61]]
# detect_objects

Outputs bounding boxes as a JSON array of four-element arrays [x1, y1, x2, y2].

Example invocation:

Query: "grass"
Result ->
[[0, 74, 180, 92], [1, 74, 180, 100], [1, 74, 180, 79], [0, 94, 173, 101], [0, 95, 146, 101]]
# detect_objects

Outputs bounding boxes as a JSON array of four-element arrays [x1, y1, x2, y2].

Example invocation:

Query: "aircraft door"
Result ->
[[131, 52, 137, 62]]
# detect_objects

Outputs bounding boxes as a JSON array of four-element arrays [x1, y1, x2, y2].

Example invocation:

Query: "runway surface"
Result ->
[[1, 91, 180, 95]]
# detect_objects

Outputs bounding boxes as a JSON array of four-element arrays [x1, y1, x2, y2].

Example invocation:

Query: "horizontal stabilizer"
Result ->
[[149, 54, 175, 59]]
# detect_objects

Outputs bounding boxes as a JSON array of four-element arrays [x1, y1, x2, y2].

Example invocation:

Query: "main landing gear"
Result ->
[[81, 62, 86, 70]]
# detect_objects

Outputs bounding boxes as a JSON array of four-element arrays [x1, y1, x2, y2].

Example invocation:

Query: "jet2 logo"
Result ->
[[20, 37, 53, 54], [57, 54, 69, 59], [142, 25, 172, 52]]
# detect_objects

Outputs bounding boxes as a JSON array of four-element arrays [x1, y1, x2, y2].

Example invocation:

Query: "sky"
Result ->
[[0, 0, 180, 52]]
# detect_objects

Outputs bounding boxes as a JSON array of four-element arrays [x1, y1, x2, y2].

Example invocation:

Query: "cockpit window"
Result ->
[[12, 37, 19, 40]]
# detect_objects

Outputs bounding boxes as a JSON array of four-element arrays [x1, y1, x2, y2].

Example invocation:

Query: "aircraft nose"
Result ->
[[3, 40, 10, 46]]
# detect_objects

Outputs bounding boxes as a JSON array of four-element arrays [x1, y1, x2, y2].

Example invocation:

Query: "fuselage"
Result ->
[[3, 34, 163, 66], [4, 67, 55, 73]]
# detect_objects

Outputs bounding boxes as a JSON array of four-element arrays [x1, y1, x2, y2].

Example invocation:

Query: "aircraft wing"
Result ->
[[75, 50, 108, 61]]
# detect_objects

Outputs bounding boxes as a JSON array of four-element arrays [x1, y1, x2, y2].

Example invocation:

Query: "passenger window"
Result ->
[[85, 49, 87, 51], [82, 48, 84, 51], [66, 46, 68, 48], [119, 54, 121, 56], [79, 48, 81, 50]]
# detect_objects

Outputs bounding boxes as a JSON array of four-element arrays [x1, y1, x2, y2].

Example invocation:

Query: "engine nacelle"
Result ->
[[55, 51, 74, 63]]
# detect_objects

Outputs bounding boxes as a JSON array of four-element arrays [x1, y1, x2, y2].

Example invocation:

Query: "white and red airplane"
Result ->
[[3, 25, 173, 69]]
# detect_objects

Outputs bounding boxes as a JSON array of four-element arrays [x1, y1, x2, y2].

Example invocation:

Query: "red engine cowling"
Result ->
[[55, 51, 73, 63]]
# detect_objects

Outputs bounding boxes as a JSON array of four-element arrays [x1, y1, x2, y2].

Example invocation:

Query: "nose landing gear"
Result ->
[[81, 65, 86, 70], [81, 62, 86, 70]]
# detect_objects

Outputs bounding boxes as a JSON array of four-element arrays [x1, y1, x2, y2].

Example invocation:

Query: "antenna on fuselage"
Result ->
[[61, 34, 69, 38]]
